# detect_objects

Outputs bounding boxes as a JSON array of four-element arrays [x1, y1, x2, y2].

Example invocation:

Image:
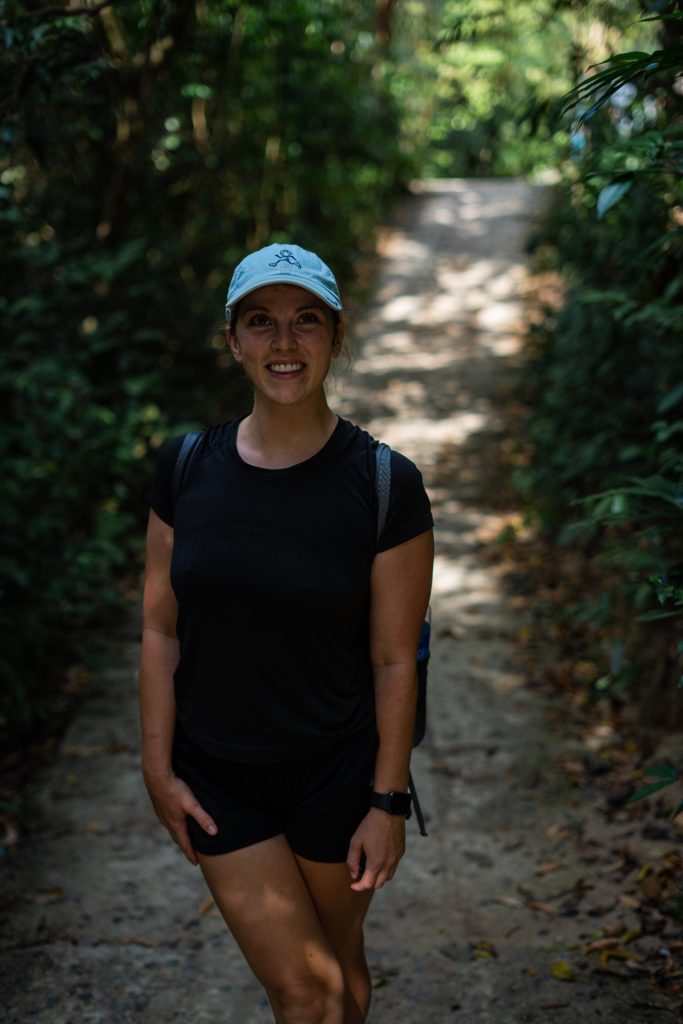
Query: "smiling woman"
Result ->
[[139, 242, 434, 1024], [227, 283, 343, 431]]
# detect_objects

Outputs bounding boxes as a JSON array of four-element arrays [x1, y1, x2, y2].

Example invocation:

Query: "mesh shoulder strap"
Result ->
[[375, 442, 392, 542]]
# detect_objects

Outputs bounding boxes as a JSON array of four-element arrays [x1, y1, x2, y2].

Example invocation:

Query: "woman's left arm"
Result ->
[[347, 528, 434, 891]]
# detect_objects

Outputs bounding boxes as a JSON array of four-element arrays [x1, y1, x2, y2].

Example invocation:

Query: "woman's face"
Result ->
[[227, 284, 344, 408]]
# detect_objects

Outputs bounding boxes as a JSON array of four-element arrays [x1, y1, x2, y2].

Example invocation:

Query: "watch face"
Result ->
[[388, 791, 412, 815], [372, 790, 411, 815]]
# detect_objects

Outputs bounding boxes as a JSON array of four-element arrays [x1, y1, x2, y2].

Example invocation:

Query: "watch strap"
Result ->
[[371, 790, 412, 818]]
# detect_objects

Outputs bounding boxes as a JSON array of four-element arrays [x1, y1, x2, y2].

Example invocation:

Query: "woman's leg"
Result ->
[[295, 856, 374, 1024], [198, 835, 346, 1024]]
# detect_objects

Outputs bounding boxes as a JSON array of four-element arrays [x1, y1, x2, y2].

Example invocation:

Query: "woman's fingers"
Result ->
[[348, 809, 405, 891], [170, 819, 200, 866], [346, 836, 364, 881], [184, 793, 218, 837], [147, 776, 217, 864]]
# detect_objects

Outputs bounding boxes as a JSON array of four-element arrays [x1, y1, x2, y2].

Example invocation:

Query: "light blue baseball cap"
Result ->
[[225, 243, 343, 325]]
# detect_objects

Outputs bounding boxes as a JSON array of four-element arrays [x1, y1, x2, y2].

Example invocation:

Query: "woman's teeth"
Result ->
[[270, 363, 304, 373]]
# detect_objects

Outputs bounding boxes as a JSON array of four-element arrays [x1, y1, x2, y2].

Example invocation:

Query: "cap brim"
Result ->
[[225, 274, 342, 323]]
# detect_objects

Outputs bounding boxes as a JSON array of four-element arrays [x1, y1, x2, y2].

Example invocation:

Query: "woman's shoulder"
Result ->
[[157, 419, 234, 463]]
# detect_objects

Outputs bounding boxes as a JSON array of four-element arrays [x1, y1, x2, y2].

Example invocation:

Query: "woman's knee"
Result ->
[[268, 963, 345, 1024]]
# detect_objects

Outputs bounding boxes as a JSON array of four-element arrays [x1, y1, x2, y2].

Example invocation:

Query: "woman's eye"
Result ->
[[248, 313, 270, 327], [298, 311, 320, 324]]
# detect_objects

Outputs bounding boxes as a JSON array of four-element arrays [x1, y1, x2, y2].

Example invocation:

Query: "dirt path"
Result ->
[[2, 180, 678, 1023]]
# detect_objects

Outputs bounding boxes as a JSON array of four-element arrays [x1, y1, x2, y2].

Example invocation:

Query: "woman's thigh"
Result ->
[[198, 835, 343, 992], [295, 855, 373, 960]]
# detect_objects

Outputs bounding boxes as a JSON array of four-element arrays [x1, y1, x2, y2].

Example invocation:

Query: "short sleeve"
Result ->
[[376, 450, 433, 552], [147, 434, 185, 527]]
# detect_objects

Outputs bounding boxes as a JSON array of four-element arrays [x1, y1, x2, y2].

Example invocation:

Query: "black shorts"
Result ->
[[171, 722, 378, 862]]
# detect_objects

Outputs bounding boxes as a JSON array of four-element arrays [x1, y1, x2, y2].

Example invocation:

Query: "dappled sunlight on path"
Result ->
[[338, 179, 540, 632]]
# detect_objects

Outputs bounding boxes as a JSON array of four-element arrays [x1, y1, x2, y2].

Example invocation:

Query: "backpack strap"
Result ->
[[375, 442, 392, 543], [171, 429, 203, 509], [373, 439, 428, 836]]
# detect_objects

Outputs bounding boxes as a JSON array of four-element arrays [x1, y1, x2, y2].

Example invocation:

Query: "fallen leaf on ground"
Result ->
[[534, 861, 562, 876], [582, 938, 621, 954], [32, 888, 64, 903], [528, 901, 557, 914], [599, 948, 639, 966], [494, 895, 524, 909], [619, 894, 641, 910], [471, 939, 498, 959], [550, 960, 575, 981]]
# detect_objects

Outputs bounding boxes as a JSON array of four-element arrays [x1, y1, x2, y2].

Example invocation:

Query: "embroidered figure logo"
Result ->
[[269, 248, 301, 269]]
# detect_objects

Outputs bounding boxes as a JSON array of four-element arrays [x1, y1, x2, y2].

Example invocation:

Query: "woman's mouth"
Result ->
[[268, 362, 305, 377]]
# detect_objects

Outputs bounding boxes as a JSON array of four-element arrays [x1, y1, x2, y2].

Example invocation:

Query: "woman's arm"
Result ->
[[139, 509, 217, 864], [347, 528, 434, 891]]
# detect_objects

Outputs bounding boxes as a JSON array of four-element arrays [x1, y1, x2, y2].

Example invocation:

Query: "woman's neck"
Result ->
[[237, 399, 338, 469]]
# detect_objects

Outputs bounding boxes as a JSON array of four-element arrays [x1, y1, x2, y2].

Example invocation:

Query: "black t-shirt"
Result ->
[[148, 417, 433, 762]]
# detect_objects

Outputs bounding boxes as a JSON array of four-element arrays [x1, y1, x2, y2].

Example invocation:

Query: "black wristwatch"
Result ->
[[371, 790, 412, 819]]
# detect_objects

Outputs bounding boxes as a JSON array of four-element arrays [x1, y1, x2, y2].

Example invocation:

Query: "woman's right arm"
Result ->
[[139, 509, 217, 865]]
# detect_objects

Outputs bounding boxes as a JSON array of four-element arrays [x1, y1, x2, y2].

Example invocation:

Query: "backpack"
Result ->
[[172, 431, 429, 835], [375, 442, 429, 836]]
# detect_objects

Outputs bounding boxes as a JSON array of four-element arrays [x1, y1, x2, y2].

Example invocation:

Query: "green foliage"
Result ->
[[0, 0, 409, 739], [515, 3, 683, 715], [390, 0, 655, 177], [627, 762, 680, 809]]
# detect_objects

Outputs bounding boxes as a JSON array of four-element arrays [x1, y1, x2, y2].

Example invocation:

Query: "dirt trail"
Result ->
[[2, 180, 677, 1023]]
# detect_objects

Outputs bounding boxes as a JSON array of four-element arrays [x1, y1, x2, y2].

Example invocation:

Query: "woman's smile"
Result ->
[[267, 360, 306, 377]]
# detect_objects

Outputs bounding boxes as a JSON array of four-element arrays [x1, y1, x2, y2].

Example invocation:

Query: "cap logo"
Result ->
[[268, 248, 302, 269]]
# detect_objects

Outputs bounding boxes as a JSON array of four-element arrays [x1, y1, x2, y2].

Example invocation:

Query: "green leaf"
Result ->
[[597, 180, 632, 219], [636, 608, 683, 622], [657, 382, 683, 415], [672, 798, 683, 820], [627, 778, 676, 803], [641, 764, 679, 781]]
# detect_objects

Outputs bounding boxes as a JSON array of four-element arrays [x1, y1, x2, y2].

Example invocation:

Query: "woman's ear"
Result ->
[[227, 326, 243, 363]]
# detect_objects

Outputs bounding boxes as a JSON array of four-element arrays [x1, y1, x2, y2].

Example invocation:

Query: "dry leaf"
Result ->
[[471, 939, 498, 959], [599, 948, 638, 967], [529, 901, 556, 915], [494, 895, 524, 909], [640, 874, 664, 901], [534, 862, 562, 876], [582, 938, 621, 954], [33, 888, 64, 903], [550, 960, 574, 982], [618, 894, 641, 910]]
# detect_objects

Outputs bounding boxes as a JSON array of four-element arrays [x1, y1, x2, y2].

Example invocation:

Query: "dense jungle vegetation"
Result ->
[[1, 0, 681, 742]]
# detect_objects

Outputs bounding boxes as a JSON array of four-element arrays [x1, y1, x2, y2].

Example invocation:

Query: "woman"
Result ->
[[139, 242, 433, 1024]]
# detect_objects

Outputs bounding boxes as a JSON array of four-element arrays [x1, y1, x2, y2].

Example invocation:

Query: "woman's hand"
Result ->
[[144, 771, 217, 866], [347, 808, 406, 891]]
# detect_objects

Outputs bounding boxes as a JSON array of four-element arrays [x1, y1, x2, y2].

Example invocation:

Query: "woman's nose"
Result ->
[[271, 321, 297, 348]]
